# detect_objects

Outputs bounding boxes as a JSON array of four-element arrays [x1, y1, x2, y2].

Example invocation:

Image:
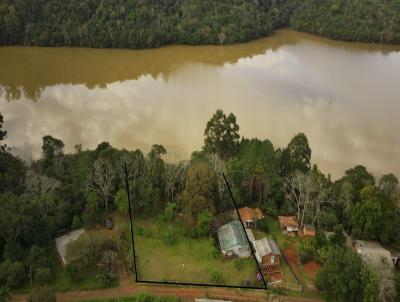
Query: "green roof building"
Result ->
[[217, 220, 250, 258]]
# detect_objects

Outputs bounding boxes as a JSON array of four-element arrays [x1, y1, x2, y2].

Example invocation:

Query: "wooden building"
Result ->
[[300, 224, 316, 238], [278, 216, 299, 236], [253, 237, 282, 274]]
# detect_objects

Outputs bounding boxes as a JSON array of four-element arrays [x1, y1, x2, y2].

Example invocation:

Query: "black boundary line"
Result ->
[[222, 173, 268, 289], [124, 162, 267, 290], [124, 163, 138, 282]]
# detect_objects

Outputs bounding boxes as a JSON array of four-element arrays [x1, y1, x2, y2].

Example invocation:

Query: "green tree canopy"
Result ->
[[204, 109, 240, 160], [379, 173, 399, 197], [351, 186, 382, 240], [280, 132, 311, 175], [316, 248, 379, 302], [341, 165, 375, 202], [42, 135, 64, 160], [182, 162, 215, 224]]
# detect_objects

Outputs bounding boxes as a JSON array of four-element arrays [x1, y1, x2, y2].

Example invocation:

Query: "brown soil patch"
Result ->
[[268, 271, 284, 282], [303, 261, 321, 276], [283, 247, 300, 269]]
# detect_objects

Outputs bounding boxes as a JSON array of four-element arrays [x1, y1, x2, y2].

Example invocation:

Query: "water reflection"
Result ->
[[0, 29, 399, 179]]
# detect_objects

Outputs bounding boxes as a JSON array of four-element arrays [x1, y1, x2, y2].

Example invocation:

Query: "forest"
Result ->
[[0, 0, 399, 49], [1, 108, 400, 301]]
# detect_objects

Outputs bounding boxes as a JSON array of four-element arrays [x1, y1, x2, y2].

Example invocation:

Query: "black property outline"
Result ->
[[124, 163, 268, 290]]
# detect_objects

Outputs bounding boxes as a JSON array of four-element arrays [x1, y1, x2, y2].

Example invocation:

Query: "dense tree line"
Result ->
[[1, 0, 399, 49], [290, 0, 400, 44], [1, 109, 400, 299], [0, 0, 276, 48]]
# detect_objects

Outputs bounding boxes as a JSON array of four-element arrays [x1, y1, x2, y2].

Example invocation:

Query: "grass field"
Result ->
[[132, 216, 264, 288]]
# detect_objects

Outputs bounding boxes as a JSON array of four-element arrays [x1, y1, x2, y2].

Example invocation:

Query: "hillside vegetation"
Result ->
[[0, 0, 399, 49]]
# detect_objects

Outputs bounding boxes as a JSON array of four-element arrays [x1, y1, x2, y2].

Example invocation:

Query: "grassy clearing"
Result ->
[[132, 216, 263, 287]]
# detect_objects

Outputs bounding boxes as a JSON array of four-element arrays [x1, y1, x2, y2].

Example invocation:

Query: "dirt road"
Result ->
[[11, 282, 324, 302]]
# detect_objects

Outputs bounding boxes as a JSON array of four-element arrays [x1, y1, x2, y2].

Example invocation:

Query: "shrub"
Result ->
[[211, 246, 218, 258], [71, 215, 82, 230], [258, 218, 270, 233], [299, 238, 317, 264], [234, 259, 244, 271], [3, 241, 23, 262], [163, 230, 177, 246], [210, 270, 223, 284], [115, 188, 129, 214], [163, 202, 177, 223], [189, 228, 198, 238], [65, 264, 78, 279], [0, 261, 25, 288], [34, 267, 52, 285], [300, 248, 315, 264], [330, 224, 346, 247], [28, 287, 56, 302], [196, 209, 213, 236], [136, 226, 144, 235], [96, 268, 117, 288], [0, 286, 10, 302]]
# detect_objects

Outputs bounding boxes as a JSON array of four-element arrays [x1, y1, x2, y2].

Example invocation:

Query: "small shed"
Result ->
[[253, 237, 282, 273], [238, 207, 264, 228], [278, 216, 299, 236], [300, 224, 316, 238], [55, 228, 85, 265], [218, 220, 250, 258]]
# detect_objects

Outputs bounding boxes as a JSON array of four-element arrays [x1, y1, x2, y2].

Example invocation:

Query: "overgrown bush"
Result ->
[[137, 226, 151, 237], [300, 248, 315, 264], [163, 230, 177, 246], [234, 259, 245, 271], [96, 268, 117, 287], [210, 270, 223, 284], [96, 250, 119, 287], [258, 218, 270, 233], [162, 202, 177, 223], [0, 286, 10, 302], [65, 232, 112, 271], [0, 260, 25, 288], [65, 264, 78, 280], [299, 238, 317, 264], [71, 215, 82, 230], [211, 246, 218, 259], [196, 209, 213, 236], [34, 267, 52, 285]]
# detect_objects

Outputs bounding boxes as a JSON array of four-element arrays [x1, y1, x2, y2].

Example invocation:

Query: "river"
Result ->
[[0, 29, 399, 179]]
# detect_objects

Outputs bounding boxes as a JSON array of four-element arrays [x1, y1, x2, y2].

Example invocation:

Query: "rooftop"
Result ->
[[278, 216, 299, 228], [238, 207, 264, 222], [254, 237, 281, 257], [355, 240, 394, 270], [218, 220, 249, 251]]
